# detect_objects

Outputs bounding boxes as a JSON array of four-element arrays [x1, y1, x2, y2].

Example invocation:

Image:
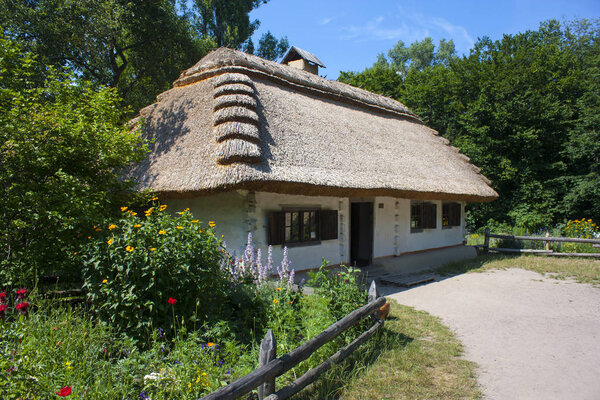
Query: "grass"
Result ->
[[292, 300, 480, 400], [438, 254, 600, 286]]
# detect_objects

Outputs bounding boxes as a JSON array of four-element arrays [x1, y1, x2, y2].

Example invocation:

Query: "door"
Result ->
[[350, 202, 374, 267]]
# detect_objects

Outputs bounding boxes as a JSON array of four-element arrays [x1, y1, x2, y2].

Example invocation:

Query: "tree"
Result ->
[[0, 37, 148, 285], [1, 0, 213, 112], [340, 20, 600, 230], [255, 31, 289, 61]]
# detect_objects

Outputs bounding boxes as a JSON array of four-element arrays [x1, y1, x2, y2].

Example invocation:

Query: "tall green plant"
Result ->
[[81, 204, 227, 342], [0, 36, 147, 286]]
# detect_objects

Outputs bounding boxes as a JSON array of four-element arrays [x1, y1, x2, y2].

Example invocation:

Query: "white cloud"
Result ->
[[318, 17, 333, 25], [340, 16, 424, 42], [338, 7, 474, 52]]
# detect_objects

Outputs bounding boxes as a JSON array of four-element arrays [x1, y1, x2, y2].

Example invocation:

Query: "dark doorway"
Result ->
[[350, 202, 374, 267]]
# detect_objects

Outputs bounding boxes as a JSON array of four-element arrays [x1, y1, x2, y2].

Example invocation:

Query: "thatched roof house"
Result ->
[[129, 47, 497, 270]]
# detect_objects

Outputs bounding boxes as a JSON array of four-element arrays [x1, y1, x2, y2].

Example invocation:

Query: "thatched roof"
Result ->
[[128, 48, 498, 202]]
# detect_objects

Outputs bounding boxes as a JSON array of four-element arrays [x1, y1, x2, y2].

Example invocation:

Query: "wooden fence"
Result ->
[[199, 281, 388, 400], [482, 228, 600, 258]]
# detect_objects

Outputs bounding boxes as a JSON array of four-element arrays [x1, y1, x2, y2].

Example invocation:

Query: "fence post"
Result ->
[[545, 232, 550, 251], [368, 280, 379, 302], [258, 329, 277, 400], [483, 228, 490, 254]]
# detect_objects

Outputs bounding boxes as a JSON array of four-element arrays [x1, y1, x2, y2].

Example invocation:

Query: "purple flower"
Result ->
[[139, 391, 149, 399]]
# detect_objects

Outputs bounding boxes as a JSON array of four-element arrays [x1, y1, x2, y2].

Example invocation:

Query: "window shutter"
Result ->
[[268, 211, 284, 245], [423, 203, 437, 229], [450, 203, 461, 226], [320, 210, 338, 240]]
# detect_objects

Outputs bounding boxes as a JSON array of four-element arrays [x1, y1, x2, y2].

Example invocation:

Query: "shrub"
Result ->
[[81, 203, 229, 342], [562, 218, 600, 253], [0, 36, 147, 286]]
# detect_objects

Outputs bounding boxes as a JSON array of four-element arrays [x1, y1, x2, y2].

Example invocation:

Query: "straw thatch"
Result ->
[[128, 48, 498, 202]]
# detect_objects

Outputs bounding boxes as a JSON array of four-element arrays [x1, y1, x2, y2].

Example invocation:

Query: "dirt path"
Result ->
[[385, 268, 600, 400]]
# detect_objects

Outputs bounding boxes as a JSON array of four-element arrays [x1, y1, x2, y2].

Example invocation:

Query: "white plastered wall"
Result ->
[[373, 197, 465, 257], [166, 191, 465, 271]]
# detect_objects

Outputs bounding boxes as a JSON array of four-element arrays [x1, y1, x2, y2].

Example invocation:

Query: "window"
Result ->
[[442, 202, 461, 228], [268, 209, 338, 245], [411, 202, 437, 232]]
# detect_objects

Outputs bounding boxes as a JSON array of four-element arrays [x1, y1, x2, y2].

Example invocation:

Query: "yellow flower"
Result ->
[[87, 236, 91, 239], [176, 226, 183, 230], [65, 361, 72, 370], [158, 230, 166, 235], [128, 211, 138, 216], [125, 246, 134, 252], [276, 287, 281, 291], [102, 279, 108, 284], [152, 196, 159, 201], [108, 224, 117, 230], [191, 220, 199, 223], [95, 228, 102, 232], [150, 248, 156, 251], [177, 211, 184, 215], [134, 224, 141, 228], [159, 205, 167, 211], [273, 299, 279, 304], [107, 238, 114, 245], [202, 372, 207, 376], [120, 206, 128, 212], [207, 342, 215, 347], [208, 221, 216, 228]]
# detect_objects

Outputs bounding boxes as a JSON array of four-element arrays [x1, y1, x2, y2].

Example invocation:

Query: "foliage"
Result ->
[[562, 218, 599, 253], [0, 0, 214, 112], [0, 296, 256, 399], [81, 203, 228, 342], [0, 36, 147, 287], [339, 19, 600, 230], [1, 0, 287, 111]]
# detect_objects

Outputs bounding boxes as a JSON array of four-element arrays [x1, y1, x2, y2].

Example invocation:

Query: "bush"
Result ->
[[0, 36, 147, 286], [81, 203, 229, 342], [562, 218, 600, 253]]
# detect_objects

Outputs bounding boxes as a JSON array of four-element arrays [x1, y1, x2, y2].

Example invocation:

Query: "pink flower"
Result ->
[[16, 302, 29, 314], [56, 386, 72, 396], [168, 297, 177, 305]]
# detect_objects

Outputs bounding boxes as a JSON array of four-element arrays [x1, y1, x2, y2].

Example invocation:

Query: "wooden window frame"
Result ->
[[268, 208, 338, 246], [283, 208, 320, 246], [442, 202, 461, 229], [411, 201, 437, 233]]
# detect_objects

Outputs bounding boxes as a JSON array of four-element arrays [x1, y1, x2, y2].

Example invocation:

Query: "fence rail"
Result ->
[[200, 281, 387, 400], [481, 228, 600, 258]]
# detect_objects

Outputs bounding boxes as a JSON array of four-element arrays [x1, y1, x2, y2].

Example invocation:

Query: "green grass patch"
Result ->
[[292, 300, 480, 400], [438, 254, 600, 286]]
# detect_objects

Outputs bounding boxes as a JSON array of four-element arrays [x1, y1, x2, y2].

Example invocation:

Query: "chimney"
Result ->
[[281, 46, 325, 75]]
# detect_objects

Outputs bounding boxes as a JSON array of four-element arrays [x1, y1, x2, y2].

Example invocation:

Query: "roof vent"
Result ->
[[281, 46, 325, 75]]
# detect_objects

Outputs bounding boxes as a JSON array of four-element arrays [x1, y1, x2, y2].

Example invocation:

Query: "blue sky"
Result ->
[[250, 0, 600, 79]]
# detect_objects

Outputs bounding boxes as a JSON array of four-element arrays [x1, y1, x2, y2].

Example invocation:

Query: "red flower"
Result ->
[[0, 291, 6, 303], [56, 386, 72, 397], [16, 288, 27, 299], [0, 304, 7, 317], [16, 302, 29, 314], [168, 297, 177, 305]]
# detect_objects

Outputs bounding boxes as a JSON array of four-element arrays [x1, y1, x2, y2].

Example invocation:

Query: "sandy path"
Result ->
[[385, 269, 600, 400]]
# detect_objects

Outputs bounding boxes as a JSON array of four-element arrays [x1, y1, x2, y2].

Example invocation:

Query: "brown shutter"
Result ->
[[320, 210, 338, 240], [423, 203, 437, 229], [268, 211, 284, 245], [450, 203, 461, 226]]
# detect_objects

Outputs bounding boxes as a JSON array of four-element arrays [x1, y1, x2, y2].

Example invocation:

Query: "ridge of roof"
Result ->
[[172, 48, 422, 123]]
